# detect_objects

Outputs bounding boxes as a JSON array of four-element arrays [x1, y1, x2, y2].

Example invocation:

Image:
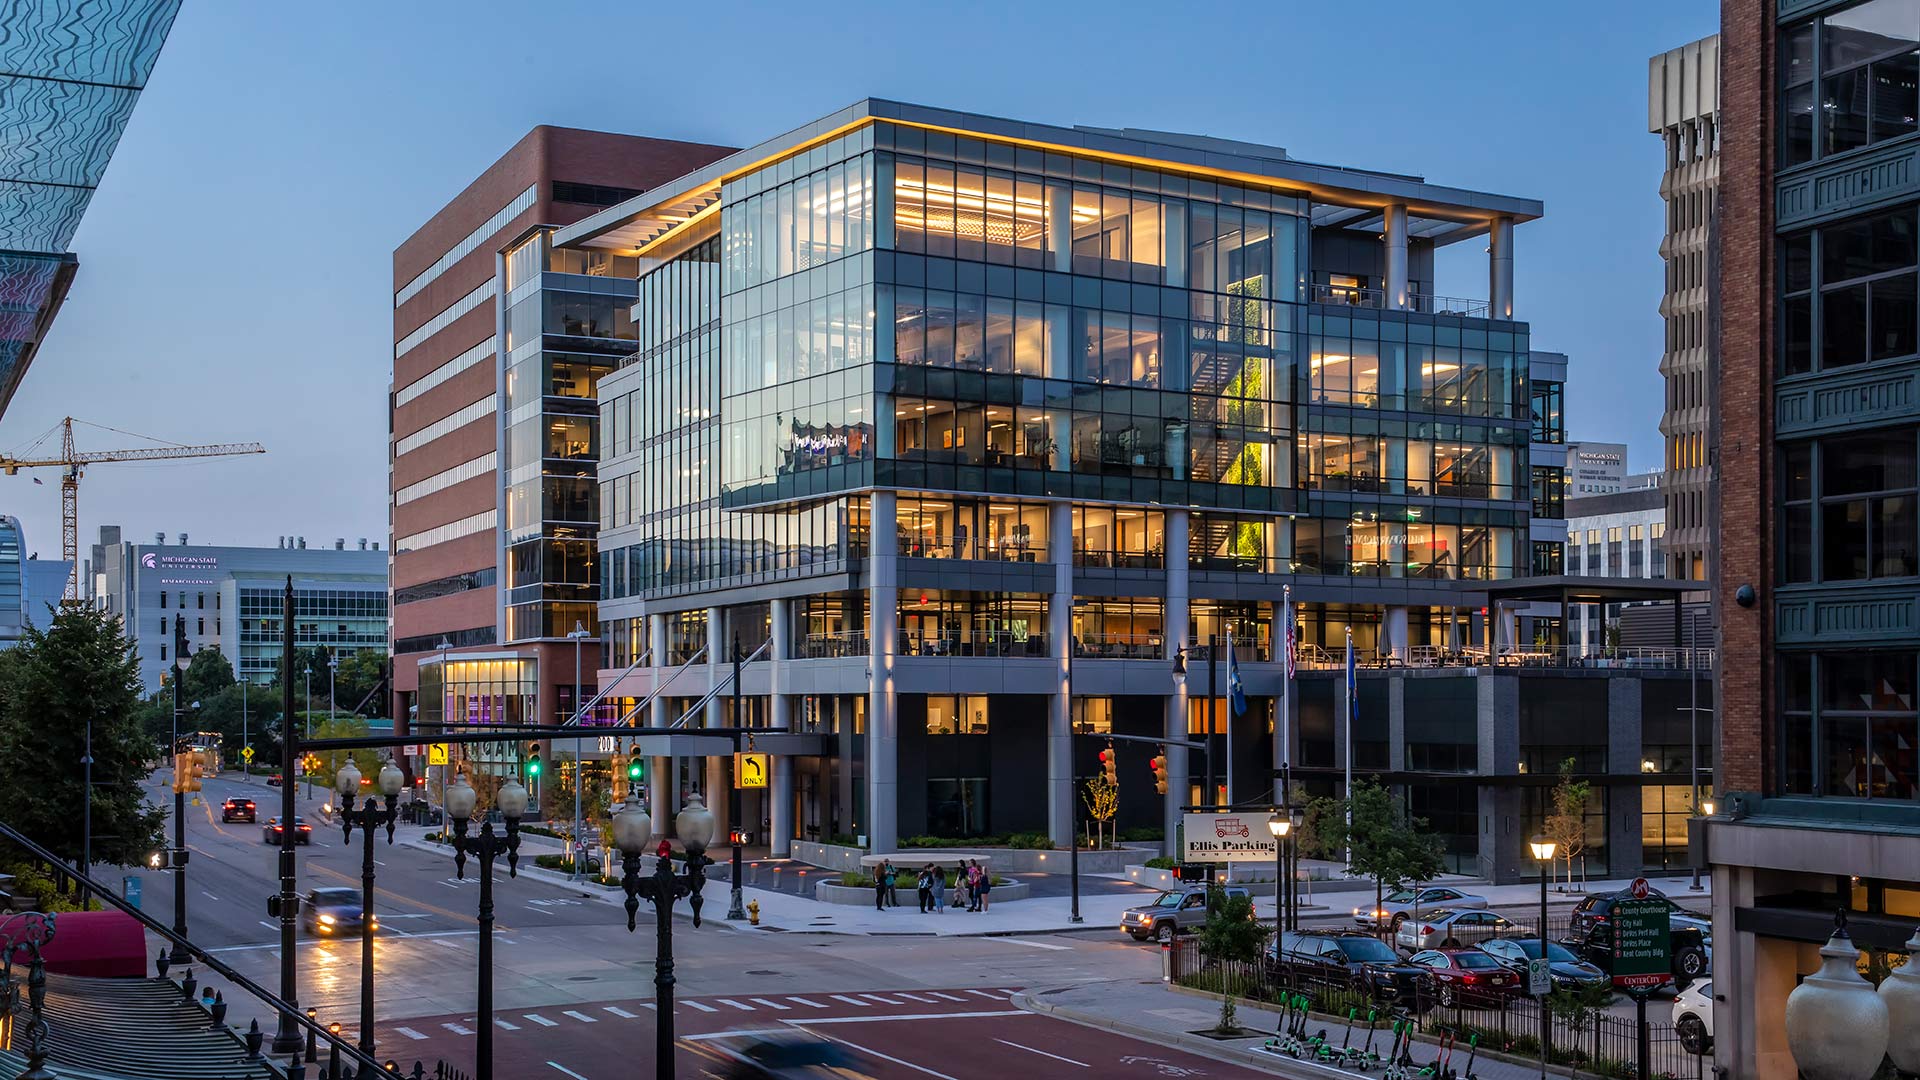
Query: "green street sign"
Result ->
[[1611, 897, 1673, 989]]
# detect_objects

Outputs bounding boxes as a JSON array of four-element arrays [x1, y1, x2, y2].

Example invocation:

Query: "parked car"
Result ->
[[220, 797, 256, 823], [1570, 889, 1711, 942], [301, 887, 376, 936], [1119, 886, 1252, 943], [262, 816, 313, 845], [1396, 909, 1522, 951], [1266, 930, 1432, 1004], [1565, 920, 1710, 989], [1353, 886, 1489, 932], [1407, 948, 1522, 1006], [1672, 980, 1714, 1055], [1477, 938, 1609, 992]]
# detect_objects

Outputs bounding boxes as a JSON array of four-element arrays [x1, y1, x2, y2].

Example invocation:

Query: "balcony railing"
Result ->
[[1072, 633, 1163, 660], [799, 631, 869, 659], [1299, 644, 1715, 671], [900, 630, 1049, 658], [1311, 283, 1491, 319]]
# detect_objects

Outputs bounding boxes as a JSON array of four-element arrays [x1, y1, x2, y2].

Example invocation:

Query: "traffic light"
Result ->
[[1150, 752, 1168, 795], [1099, 746, 1118, 786], [525, 743, 542, 780], [626, 756, 644, 784], [172, 753, 201, 794]]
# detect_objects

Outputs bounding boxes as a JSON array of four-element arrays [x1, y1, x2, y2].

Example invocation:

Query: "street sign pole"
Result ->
[[1634, 988, 1651, 1080]]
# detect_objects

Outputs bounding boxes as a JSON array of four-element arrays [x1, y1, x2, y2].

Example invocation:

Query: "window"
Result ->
[[1820, 431, 1917, 580], [1783, 207, 1920, 375], [1783, 443, 1815, 582], [160, 591, 167, 609], [1783, 651, 1918, 798]]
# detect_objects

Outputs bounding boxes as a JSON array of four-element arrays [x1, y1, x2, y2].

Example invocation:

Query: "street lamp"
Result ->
[[567, 621, 591, 881], [1267, 811, 1290, 937], [1690, 798, 1716, 891], [168, 615, 192, 965], [337, 757, 403, 1058], [445, 771, 528, 1080], [1785, 911, 1889, 1080], [1530, 835, 1558, 1078], [303, 665, 313, 799], [613, 790, 715, 1080]]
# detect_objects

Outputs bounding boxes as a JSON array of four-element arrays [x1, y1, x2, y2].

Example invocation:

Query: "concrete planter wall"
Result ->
[[791, 840, 867, 872], [814, 879, 1032, 906], [791, 839, 1152, 875]]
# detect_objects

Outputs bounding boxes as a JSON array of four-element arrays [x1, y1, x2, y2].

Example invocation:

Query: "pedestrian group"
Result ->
[[871, 858, 992, 913]]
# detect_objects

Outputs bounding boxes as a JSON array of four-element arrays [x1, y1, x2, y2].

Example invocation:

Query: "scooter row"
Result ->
[[1257, 994, 1480, 1078]]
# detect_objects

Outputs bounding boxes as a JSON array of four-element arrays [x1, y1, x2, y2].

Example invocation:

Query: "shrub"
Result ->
[[827, 834, 859, 848], [1119, 826, 1165, 842], [838, 871, 877, 888], [1006, 832, 1052, 850], [1144, 856, 1177, 870]]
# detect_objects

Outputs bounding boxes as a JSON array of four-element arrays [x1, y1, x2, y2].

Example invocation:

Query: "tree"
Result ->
[[1295, 795, 1345, 861], [0, 605, 164, 870], [1546, 980, 1614, 1077], [1337, 779, 1445, 936], [1081, 774, 1118, 849], [182, 646, 235, 701], [1196, 886, 1269, 1035], [1545, 758, 1592, 890]]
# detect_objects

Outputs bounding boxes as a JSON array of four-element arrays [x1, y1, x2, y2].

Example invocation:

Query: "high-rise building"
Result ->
[[387, 128, 733, 736], [563, 99, 1649, 857], [1564, 440, 1630, 494], [1651, 36, 1720, 585], [1708, 3, 1920, 1076]]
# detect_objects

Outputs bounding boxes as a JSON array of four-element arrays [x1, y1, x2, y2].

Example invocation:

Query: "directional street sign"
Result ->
[[1611, 897, 1674, 989], [428, 744, 450, 766], [735, 752, 770, 789]]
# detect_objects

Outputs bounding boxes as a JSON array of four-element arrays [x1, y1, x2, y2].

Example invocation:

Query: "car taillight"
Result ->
[[1421, 925, 1437, 935]]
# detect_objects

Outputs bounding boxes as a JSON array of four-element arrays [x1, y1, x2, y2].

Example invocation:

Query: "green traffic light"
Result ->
[[527, 754, 542, 778], [627, 761, 643, 781]]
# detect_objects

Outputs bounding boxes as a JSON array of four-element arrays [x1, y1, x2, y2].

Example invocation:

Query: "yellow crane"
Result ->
[[0, 417, 266, 602]]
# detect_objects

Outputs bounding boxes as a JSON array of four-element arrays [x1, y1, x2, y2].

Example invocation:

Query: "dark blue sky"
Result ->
[[0, 0, 1716, 557]]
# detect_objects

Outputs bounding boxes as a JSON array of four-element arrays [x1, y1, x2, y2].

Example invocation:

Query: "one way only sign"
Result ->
[[1181, 813, 1278, 863]]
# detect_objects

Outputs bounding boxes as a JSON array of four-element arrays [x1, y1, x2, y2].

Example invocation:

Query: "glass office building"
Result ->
[[570, 101, 1557, 854]]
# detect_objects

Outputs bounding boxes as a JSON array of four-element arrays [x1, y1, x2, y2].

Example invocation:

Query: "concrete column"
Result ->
[[1387, 675, 1406, 772], [1164, 508, 1191, 858], [1045, 306, 1073, 466], [1489, 216, 1514, 320], [1476, 675, 1521, 882], [1046, 500, 1074, 848], [769, 597, 793, 856], [1497, 605, 1517, 653], [1384, 605, 1409, 661], [705, 606, 726, 842], [648, 615, 671, 840], [1606, 676, 1644, 877], [1384, 204, 1409, 310], [867, 490, 900, 852], [1046, 182, 1072, 274]]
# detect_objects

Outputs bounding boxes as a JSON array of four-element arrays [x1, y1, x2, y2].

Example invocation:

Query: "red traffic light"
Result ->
[[1097, 749, 1113, 764]]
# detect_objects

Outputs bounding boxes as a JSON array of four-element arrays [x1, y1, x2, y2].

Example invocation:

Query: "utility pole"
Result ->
[[271, 577, 302, 1055]]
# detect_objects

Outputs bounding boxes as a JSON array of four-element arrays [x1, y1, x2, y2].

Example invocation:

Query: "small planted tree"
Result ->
[[1082, 773, 1118, 849], [1339, 779, 1445, 938], [1545, 758, 1591, 890], [1197, 886, 1270, 1034], [1546, 980, 1613, 1077]]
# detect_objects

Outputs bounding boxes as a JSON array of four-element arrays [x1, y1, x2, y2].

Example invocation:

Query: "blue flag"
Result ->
[[1227, 633, 1247, 717]]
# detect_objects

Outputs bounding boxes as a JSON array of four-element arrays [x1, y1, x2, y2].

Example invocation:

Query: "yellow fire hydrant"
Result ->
[[747, 899, 761, 926]]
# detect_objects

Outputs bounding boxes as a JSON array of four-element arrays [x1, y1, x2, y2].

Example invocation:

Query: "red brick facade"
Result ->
[[1717, 0, 1772, 794]]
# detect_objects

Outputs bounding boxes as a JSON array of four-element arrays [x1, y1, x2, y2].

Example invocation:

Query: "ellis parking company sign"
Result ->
[[1181, 813, 1278, 863]]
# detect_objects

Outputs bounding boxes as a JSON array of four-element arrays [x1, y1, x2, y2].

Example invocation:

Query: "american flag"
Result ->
[[1283, 584, 1296, 681]]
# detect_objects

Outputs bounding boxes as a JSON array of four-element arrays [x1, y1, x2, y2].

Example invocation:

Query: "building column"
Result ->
[[1164, 508, 1190, 859], [648, 614, 671, 841], [1606, 676, 1644, 876], [705, 606, 727, 842], [1045, 307, 1074, 460], [769, 597, 793, 857], [867, 491, 900, 852], [1384, 203, 1409, 310], [1046, 500, 1074, 849], [1476, 674, 1521, 882], [1497, 605, 1518, 653], [1489, 215, 1515, 320], [1383, 605, 1410, 661]]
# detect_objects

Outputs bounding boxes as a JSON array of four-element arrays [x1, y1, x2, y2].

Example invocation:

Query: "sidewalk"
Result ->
[[1016, 979, 1556, 1080]]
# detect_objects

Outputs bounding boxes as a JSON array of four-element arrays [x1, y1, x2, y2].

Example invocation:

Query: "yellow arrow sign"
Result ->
[[735, 752, 769, 789], [428, 744, 450, 766]]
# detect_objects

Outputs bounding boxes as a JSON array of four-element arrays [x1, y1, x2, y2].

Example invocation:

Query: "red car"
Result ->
[[1408, 948, 1521, 1006]]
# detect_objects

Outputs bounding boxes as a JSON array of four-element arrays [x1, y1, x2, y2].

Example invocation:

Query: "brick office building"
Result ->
[[389, 127, 732, 748]]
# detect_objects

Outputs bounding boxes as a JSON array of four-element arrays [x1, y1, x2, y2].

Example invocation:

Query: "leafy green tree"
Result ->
[[1197, 886, 1270, 1033], [182, 646, 236, 700], [1336, 779, 1446, 933], [0, 605, 164, 869]]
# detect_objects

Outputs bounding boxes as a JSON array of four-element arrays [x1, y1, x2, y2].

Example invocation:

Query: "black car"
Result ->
[[1267, 930, 1431, 1003], [262, 816, 313, 845], [1478, 939, 1610, 992], [721, 1036, 858, 1078], [302, 887, 376, 936], [221, 797, 256, 823], [1565, 920, 1710, 989], [1569, 889, 1712, 941]]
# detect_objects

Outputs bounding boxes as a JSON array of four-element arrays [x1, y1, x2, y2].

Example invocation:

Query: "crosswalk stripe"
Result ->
[[860, 994, 904, 1005], [829, 995, 869, 1007], [749, 998, 790, 1010], [639, 1003, 657, 1011], [494, 1019, 519, 1030], [716, 999, 755, 1011], [967, 989, 1006, 999], [604, 1006, 638, 1018], [686, 1001, 719, 1013], [928, 992, 967, 1002], [562, 1010, 597, 1023], [442, 1022, 473, 1035], [895, 992, 936, 1003], [787, 997, 827, 1008], [524, 1014, 559, 1027], [394, 1027, 427, 1041]]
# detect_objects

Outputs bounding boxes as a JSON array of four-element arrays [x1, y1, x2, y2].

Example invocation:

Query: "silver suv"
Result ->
[[1120, 886, 1252, 943]]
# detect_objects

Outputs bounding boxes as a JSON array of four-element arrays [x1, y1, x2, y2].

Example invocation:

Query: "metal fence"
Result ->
[[1167, 938, 1705, 1080]]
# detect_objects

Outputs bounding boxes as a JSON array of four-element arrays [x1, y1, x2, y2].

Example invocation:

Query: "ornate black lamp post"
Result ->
[[444, 771, 529, 1080], [612, 790, 715, 1080], [337, 756, 404, 1058]]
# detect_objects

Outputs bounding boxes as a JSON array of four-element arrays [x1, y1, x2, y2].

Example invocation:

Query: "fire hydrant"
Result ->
[[747, 899, 761, 926]]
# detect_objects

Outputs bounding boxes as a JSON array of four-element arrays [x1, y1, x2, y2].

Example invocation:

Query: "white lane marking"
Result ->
[[638, 1003, 656, 1011], [257, 920, 279, 931], [684, 1028, 790, 1042], [561, 1010, 597, 1023], [894, 992, 935, 1003], [787, 997, 827, 1008], [797, 1027, 960, 1080], [524, 1014, 558, 1027], [442, 1022, 474, 1035], [828, 995, 868, 1007], [494, 1018, 520, 1030], [995, 1038, 1089, 1067], [996, 937, 1069, 951], [603, 1006, 637, 1018], [716, 998, 755, 1011], [546, 1064, 592, 1080], [748, 998, 791, 1010], [966, 989, 1007, 999], [858, 994, 903, 1004], [394, 1027, 427, 1041], [788, 1010, 1028, 1026], [928, 992, 967, 1002], [685, 1001, 718, 1013], [202, 891, 220, 901]]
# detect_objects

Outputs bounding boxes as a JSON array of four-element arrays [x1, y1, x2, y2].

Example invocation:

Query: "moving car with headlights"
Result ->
[[1407, 948, 1521, 1006], [262, 816, 312, 845], [1268, 930, 1431, 1003], [1396, 909, 1520, 951], [1352, 886, 1489, 932], [220, 797, 256, 823], [1672, 980, 1714, 1055], [1478, 938, 1609, 992], [301, 888, 376, 936], [1119, 885, 1251, 943], [721, 1035, 861, 1078]]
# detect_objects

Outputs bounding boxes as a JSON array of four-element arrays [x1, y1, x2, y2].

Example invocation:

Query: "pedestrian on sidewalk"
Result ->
[[978, 869, 993, 912], [874, 861, 889, 911], [966, 860, 984, 912], [916, 865, 934, 912], [884, 861, 900, 907], [930, 863, 947, 911]]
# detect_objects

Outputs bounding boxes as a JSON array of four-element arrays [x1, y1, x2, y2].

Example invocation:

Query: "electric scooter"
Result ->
[[1381, 1019, 1417, 1080], [1455, 1031, 1480, 1080], [1416, 1029, 1456, 1078], [1314, 1006, 1360, 1064], [1350, 1009, 1384, 1072]]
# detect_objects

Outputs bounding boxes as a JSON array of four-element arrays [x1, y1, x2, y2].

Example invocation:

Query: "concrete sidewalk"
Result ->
[[1016, 979, 1559, 1080]]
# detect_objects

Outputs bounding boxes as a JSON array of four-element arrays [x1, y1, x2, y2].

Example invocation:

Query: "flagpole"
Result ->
[[1225, 631, 1235, 808], [1279, 586, 1294, 932], [1344, 625, 1354, 875]]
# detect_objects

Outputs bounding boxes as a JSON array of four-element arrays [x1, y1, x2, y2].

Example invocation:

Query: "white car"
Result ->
[[1352, 886, 1489, 931], [1673, 980, 1713, 1055]]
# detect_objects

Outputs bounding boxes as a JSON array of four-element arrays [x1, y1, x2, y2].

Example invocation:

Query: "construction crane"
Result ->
[[0, 417, 266, 602]]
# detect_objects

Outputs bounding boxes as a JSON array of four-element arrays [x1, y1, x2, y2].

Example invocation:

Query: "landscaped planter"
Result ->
[[790, 840, 866, 872], [814, 879, 1032, 906], [793, 839, 1151, 875]]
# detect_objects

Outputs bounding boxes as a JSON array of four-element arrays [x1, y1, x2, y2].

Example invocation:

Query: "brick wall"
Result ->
[[1716, 0, 1770, 794]]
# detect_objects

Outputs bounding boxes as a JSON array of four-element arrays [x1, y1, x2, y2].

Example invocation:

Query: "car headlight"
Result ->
[[318, 914, 335, 926]]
